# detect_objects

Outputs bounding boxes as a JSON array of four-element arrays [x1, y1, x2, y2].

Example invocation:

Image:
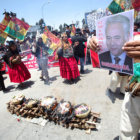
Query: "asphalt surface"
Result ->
[[0, 65, 124, 140]]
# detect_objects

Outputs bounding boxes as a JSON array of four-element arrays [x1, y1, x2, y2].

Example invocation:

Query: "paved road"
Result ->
[[0, 65, 123, 140]]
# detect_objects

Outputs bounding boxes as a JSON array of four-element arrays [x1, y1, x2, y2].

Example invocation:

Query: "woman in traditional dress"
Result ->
[[2, 41, 31, 87], [57, 33, 80, 83]]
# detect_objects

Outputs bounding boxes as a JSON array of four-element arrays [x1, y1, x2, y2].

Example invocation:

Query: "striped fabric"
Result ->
[[0, 14, 11, 44], [0, 30, 7, 44], [4, 17, 30, 41], [42, 26, 60, 55]]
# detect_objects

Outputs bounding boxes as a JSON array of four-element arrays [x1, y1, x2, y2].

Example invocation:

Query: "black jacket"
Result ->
[[35, 42, 49, 58], [71, 35, 87, 57]]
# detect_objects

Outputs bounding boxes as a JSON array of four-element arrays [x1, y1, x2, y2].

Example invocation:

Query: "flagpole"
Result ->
[[41, 0, 50, 21]]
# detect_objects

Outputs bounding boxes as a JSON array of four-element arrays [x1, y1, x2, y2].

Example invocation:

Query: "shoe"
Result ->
[[19, 83, 24, 87], [80, 70, 85, 74], [44, 80, 50, 85], [16, 83, 24, 89], [71, 79, 76, 83], [120, 92, 125, 96], [40, 76, 44, 80], [72, 77, 80, 84], [2, 88, 9, 93], [63, 79, 73, 84]]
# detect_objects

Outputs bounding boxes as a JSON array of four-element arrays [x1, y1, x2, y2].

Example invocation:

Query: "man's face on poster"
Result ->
[[106, 23, 126, 56]]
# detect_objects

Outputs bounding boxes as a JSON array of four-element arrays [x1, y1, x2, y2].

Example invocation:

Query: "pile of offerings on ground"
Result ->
[[7, 95, 101, 133]]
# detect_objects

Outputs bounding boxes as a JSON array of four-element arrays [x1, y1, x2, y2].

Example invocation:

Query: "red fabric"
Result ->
[[0, 62, 6, 71], [68, 38, 72, 44], [48, 50, 59, 67], [84, 42, 87, 64], [43, 26, 60, 44], [59, 56, 80, 80], [11, 17, 30, 30], [132, 0, 140, 11], [8, 62, 31, 83], [134, 32, 140, 36], [90, 50, 100, 68], [0, 23, 7, 31]]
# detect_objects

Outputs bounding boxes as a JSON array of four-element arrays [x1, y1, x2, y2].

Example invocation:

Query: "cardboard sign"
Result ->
[[96, 10, 134, 75]]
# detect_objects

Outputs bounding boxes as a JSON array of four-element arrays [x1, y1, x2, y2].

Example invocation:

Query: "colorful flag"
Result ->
[[0, 14, 11, 31], [42, 26, 60, 55], [0, 23, 7, 32], [0, 30, 7, 44], [42, 26, 60, 67], [4, 17, 30, 41], [0, 23, 8, 44], [42, 26, 60, 44], [0, 14, 11, 44], [107, 0, 127, 14], [70, 24, 76, 36]]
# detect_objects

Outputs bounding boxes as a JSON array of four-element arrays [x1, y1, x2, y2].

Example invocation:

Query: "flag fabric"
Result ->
[[4, 17, 30, 41], [134, 10, 138, 19], [70, 25, 76, 36], [107, 0, 139, 19], [107, 0, 127, 14], [132, 0, 140, 11], [90, 50, 100, 68], [0, 14, 11, 31], [0, 14, 11, 44], [42, 26, 60, 55], [42, 26, 60, 67], [0, 30, 7, 44], [0, 23, 7, 32], [42, 26, 60, 44]]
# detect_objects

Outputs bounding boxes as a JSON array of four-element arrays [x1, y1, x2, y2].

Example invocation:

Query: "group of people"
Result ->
[[0, 27, 90, 91], [0, 16, 140, 139]]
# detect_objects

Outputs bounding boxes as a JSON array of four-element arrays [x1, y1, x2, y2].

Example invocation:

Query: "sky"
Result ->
[[0, 0, 112, 29]]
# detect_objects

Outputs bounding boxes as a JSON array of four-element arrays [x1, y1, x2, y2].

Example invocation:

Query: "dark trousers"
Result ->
[[40, 58, 49, 81], [0, 72, 5, 90], [75, 56, 85, 72], [37, 57, 41, 70]]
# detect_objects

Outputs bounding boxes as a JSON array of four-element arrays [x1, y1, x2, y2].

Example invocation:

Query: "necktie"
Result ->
[[114, 57, 120, 64]]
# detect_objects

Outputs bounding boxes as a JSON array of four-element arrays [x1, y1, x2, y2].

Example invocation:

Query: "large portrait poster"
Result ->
[[96, 10, 134, 75]]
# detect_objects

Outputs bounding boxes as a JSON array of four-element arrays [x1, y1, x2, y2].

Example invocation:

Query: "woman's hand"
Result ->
[[16, 55, 21, 60]]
